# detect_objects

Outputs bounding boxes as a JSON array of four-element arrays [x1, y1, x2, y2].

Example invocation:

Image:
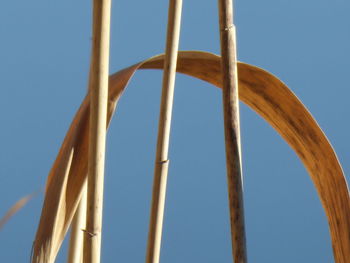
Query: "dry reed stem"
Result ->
[[146, 1, 183, 263], [67, 183, 87, 263], [84, 0, 112, 262], [218, 1, 247, 262], [32, 51, 350, 263]]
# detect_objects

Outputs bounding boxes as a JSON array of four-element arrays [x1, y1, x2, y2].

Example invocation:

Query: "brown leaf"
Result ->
[[0, 191, 39, 230], [32, 51, 349, 263]]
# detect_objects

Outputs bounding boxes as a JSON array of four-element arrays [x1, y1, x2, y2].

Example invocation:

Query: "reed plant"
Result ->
[[1, 1, 349, 263]]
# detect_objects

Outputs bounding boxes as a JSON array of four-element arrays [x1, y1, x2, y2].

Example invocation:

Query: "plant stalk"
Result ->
[[67, 184, 87, 263], [218, 0, 248, 262], [83, 0, 112, 262], [145, 1, 183, 263]]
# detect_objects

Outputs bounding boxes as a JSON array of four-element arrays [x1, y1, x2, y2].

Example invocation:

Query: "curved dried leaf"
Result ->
[[0, 191, 39, 230], [32, 51, 349, 263]]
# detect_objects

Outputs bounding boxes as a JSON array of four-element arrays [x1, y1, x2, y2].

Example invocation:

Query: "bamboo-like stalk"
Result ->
[[83, 0, 112, 262], [145, 1, 183, 263], [218, 1, 248, 262], [67, 184, 87, 263]]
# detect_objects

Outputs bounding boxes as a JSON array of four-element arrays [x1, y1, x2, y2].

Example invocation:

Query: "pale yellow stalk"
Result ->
[[83, 0, 112, 262], [67, 184, 87, 263], [146, 1, 183, 263]]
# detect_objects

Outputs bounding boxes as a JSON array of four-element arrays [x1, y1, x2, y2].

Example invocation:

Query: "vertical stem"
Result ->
[[84, 0, 111, 262], [67, 185, 87, 263], [146, 1, 182, 263], [218, 0, 248, 263]]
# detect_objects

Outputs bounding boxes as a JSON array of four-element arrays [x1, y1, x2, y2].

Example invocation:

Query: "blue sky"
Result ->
[[0, 0, 349, 262]]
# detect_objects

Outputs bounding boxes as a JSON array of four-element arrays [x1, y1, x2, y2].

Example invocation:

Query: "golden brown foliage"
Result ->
[[32, 51, 349, 263]]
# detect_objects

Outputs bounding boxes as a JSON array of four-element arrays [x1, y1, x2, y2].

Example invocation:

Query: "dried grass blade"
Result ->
[[32, 51, 349, 263], [0, 191, 38, 230], [32, 149, 74, 263]]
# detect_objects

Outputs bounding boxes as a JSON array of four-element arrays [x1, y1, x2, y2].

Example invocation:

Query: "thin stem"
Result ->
[[218, 0, 248, 262], [83, 0, 112, 262], [67, 185, 87, 263], [145, 1, 183, 263]]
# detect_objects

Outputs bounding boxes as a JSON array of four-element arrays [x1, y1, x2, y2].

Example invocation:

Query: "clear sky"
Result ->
[[0, 0, 349, 262]]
